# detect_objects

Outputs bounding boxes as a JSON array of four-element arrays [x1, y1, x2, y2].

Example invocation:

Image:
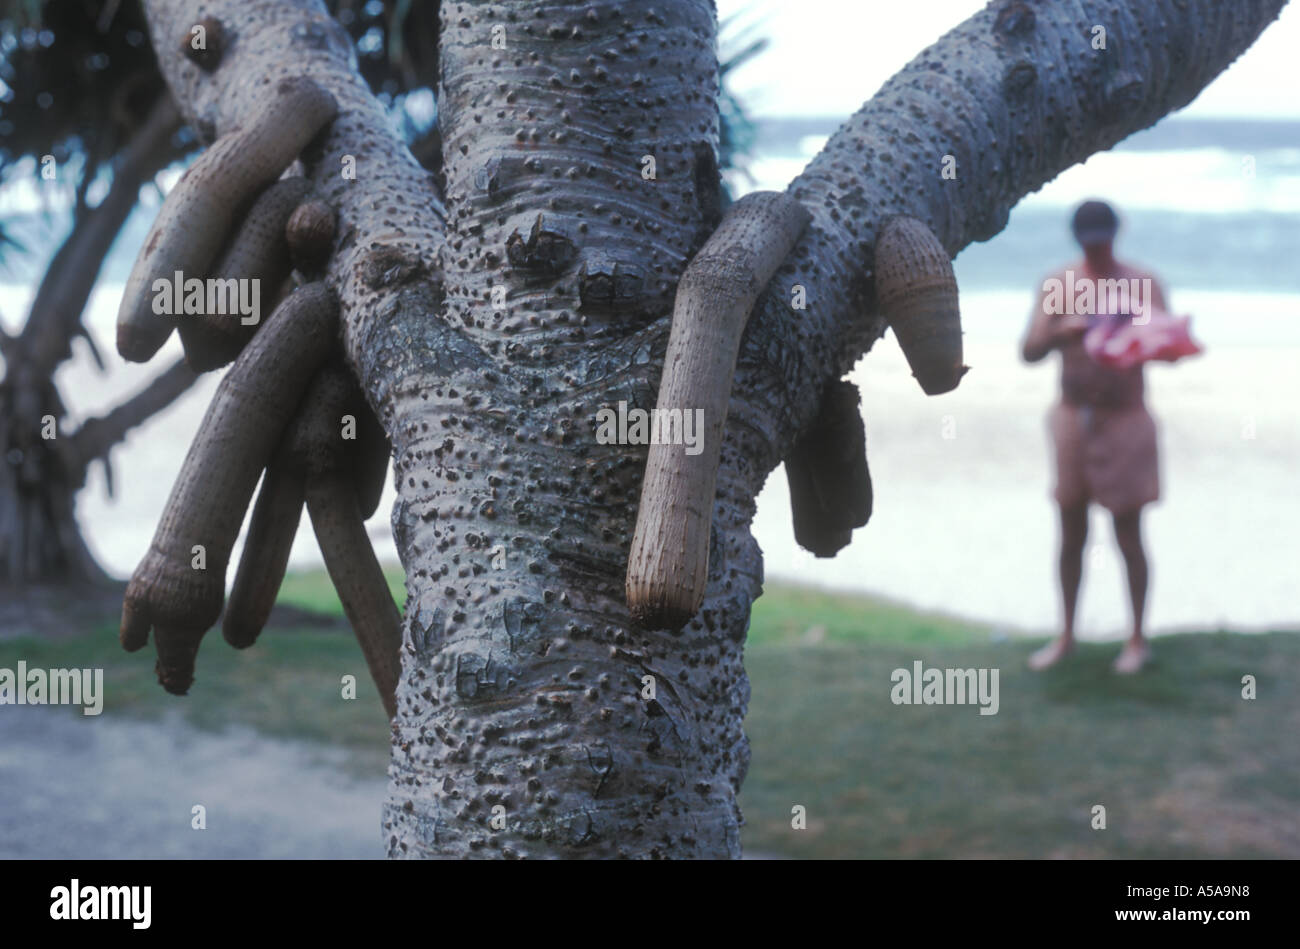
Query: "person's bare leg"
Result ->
[[1112, 508, 1151, 673], [1030, 502, 1088, 670]]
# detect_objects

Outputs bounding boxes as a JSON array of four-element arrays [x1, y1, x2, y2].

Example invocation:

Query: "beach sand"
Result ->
[[13, 279, 1298, 640], [755, 305, 1300, 638]]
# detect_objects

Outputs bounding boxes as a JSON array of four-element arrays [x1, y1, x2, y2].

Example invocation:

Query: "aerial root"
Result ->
[[785, 380, 873, 558], [119, 283, 339, 692], [625, 191, 810, 631], [116, 77, 337, 362]]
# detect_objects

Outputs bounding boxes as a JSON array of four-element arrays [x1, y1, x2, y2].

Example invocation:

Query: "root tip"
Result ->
[[156, 662, 195, 696], [120, 600, 150, 652]]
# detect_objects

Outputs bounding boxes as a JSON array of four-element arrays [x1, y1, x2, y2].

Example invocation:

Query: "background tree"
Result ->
[[0, 0, 762, 589], [0, 0, 187, 584], [0, 0, 442, 587], [113, 0, 1287, 858]]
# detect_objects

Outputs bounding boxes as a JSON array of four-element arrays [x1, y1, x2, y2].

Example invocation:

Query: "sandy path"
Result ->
[[0, 705, 386, 859]]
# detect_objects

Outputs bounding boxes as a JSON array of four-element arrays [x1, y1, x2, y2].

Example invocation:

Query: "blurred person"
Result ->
[[1021, 200, 1170, 674]]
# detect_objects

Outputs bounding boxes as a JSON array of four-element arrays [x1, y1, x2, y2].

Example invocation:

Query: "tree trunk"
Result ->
[[138, 0, 1286, 857], [0, 93, 187, 588]]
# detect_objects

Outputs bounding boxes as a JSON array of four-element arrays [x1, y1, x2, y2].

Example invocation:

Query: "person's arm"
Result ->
[[1021, 286, 1054, 363], [1022, 274, 1085, 363]]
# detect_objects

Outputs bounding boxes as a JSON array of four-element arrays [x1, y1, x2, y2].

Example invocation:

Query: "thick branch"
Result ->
[[141, 0, 447, 402], [730, 0, 1288, 480], [65, 357, 199, 491], [20, 93, 184, 377]]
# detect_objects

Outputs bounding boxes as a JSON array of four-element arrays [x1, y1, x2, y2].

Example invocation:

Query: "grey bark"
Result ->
[[137, 0, 1286, 857]]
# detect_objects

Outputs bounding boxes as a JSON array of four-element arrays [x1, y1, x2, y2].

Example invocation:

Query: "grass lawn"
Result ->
[[741, 627, 1300, 858], [4, 569, 1296, 857]]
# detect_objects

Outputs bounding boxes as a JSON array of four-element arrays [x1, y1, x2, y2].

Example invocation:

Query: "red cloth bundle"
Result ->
[[1084, 307, 1204, 370]]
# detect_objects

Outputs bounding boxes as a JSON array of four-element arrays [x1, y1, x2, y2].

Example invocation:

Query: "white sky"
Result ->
[[3, 1, 1293, 219], [718, 0, 1300, 119]]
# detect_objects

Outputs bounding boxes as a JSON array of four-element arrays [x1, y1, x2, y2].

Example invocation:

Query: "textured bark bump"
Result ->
[[121, 283, 339, 693], [785, 381, 873, 558], [286, 198, 338, 275], [178, 175, 314, 371], [874, 215, 966, 396], [180, 15, 225, 71], [626, 191, 810, 630], [116, 76, 337, 362]]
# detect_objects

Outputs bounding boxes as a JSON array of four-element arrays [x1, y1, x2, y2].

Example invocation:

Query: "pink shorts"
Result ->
[[1049, 401, 1160, 513]]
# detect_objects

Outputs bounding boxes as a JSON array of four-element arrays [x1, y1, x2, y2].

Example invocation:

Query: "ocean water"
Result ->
[[2, 118, 1297, 636], [742, 118, 1300, 636]]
